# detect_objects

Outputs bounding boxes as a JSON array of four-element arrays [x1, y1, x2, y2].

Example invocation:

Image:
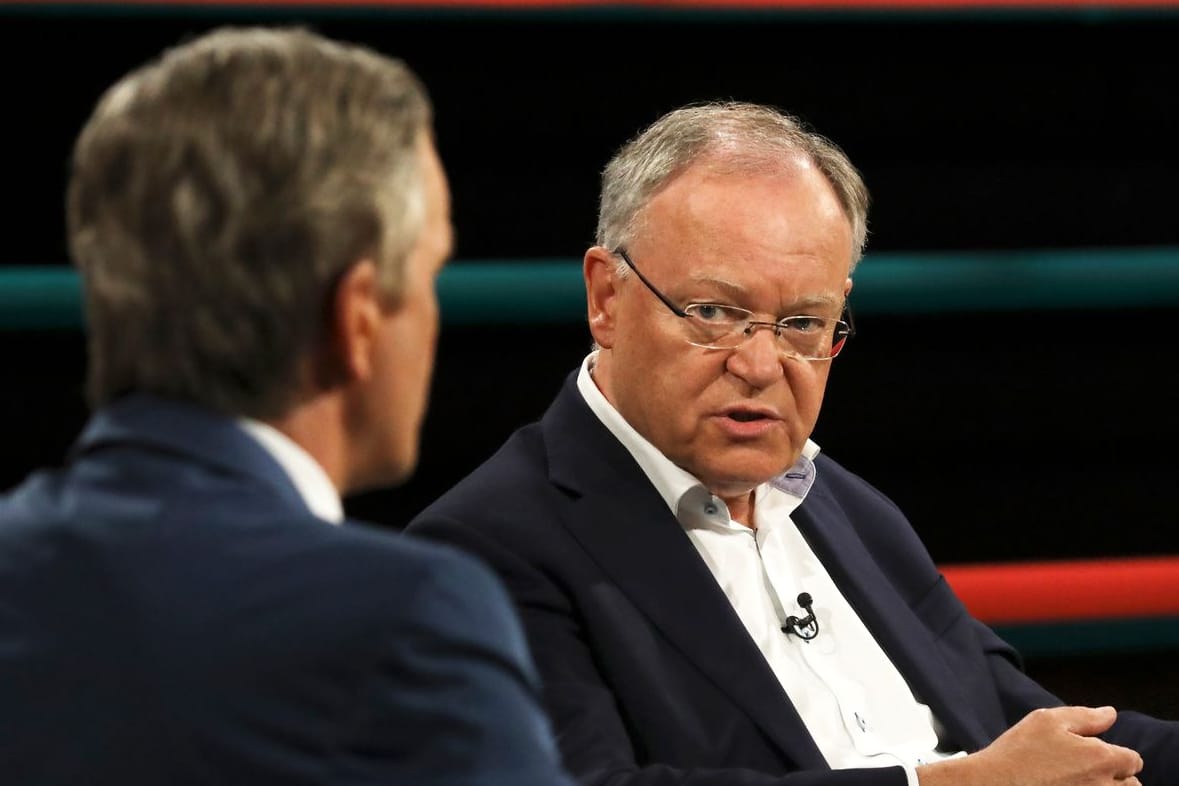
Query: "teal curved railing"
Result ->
[[5, 246, 1179, 331], [994, 618, 1179, 658]]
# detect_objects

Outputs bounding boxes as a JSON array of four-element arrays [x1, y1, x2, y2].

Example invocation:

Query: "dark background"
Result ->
[[3, 3, 1179, 716]]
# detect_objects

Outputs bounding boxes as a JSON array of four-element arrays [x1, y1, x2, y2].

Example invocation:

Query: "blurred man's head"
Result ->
[[67, 26, 453, 490]]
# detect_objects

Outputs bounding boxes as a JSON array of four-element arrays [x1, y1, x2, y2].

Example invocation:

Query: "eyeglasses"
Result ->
[[614, 247, 854, 362]]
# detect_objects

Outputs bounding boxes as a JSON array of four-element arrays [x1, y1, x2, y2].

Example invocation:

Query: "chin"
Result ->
[[695, 463, 763, 492], [348, 453, 416, 496], [708, 461, 795, 494], [384, 457, 417, 488]]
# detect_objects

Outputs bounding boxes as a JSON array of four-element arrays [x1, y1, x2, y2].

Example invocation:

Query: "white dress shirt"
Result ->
[[576, 352, 964, 785], [237, 418, 344, 525]]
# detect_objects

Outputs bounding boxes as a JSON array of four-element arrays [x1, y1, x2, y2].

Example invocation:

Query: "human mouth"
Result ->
[[714, 407, 780, 437]]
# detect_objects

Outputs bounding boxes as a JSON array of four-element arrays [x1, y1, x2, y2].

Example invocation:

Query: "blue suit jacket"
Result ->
[[407, 372, 1179, 786], [0, 395, 572, 786]]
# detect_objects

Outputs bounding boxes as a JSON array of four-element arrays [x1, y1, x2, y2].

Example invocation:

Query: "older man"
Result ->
[[407, 101, 1178, 785]]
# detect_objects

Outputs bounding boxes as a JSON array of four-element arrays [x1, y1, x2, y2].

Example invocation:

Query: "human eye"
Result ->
[[781, 316, 829, 334], [685, 303, 747, 324]]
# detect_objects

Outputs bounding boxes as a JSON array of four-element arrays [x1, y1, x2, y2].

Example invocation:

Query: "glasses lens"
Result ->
[[827, 323, 851, 358], [682, 304, 752, 346], [779, 316, 845, 359], [682, 306, 850, 360]]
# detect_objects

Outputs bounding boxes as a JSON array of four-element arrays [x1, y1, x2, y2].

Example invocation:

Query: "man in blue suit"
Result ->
[[0, 26, 571, 786], [407, 101, 1179, 785]]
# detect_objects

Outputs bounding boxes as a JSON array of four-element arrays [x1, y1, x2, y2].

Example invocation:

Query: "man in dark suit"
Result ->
[[0, 26, 571, 786], [407, 101, 1179, 785]]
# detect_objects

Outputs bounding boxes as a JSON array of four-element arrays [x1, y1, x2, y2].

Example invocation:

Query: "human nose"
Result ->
[[725, 323, 786, 386]]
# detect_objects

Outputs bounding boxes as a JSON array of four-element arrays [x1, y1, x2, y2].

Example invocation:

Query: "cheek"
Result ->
[[790, 366, 831, 420], [423, 300, 440, 377], [664, 357, 733, 428], [405, 282, 439, 361]]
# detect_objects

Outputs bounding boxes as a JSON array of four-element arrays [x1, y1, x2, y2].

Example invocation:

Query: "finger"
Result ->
[[1102, 741, 1144, 779], [1115, 745, 1145, 778], [1055, 704, 1119, 736]]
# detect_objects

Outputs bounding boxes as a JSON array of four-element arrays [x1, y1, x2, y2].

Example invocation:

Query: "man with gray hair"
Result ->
[[0, 26, 571, 786], [408, 101, 1179, 785]]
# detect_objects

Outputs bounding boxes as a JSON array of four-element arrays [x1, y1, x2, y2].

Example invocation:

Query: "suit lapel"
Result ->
[[793, 488, 991, 751], [541, 377, 828, 768]]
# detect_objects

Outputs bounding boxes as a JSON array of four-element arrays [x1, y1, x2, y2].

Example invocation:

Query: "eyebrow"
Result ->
[[683, 274, 746, 301], [683, 274, 844, 315]]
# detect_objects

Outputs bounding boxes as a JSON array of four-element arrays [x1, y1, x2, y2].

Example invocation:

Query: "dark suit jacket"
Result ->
[[0, 395, 572, 786], [407, 371, 1179, 786]]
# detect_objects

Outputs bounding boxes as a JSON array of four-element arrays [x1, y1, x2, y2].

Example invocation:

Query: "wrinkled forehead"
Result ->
[[631, 163, 854, 290]]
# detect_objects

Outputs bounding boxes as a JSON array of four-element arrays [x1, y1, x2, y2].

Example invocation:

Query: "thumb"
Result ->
[[1062, 705, 1119, 736]]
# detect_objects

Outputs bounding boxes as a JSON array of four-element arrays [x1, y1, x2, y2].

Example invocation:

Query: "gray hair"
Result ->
[[68, 26, 432, 418], [596, 100, 869, 271]]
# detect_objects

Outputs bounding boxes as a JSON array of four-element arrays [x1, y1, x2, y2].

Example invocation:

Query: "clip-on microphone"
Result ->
[[781, 592, 820, 641]]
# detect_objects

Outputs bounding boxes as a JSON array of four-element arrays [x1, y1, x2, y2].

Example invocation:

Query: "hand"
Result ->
[[917, 705, 1144, 786]]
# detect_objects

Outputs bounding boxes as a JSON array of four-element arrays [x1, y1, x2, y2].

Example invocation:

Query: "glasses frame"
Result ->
[[613, 247, 855, 361]]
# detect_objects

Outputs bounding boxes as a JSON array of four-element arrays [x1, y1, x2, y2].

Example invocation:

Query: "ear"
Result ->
[[331, 259, 384, 383], [585, 246, 622, 349], [844, 276, 854, 298]]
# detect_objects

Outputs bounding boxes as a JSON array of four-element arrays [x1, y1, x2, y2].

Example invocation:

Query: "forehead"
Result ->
[[635, 158, 853, 302], [415, 135, 454, 263]]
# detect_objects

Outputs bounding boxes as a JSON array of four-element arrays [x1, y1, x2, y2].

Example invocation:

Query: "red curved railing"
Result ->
[[941, 556, 1179, 625], [10, 0, 1179, 8]]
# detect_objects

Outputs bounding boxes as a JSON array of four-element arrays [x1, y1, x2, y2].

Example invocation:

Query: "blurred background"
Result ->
[[3, 0, 1178, 717]]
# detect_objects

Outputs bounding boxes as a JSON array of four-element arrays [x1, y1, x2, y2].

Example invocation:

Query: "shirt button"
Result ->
[[704, 503, 718, 515], [854, 712, 869, 732]]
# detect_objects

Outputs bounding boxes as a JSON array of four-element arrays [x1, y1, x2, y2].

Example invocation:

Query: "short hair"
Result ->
[[68, 26, 433, 418], [595, 100, 870, 271]]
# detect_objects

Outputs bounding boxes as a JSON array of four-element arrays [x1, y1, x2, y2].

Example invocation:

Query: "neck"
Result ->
[[720, 489, 756, 529], [265, 394, 349, 495]]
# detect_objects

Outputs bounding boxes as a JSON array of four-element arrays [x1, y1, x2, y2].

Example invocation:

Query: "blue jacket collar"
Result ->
[[72, 394, 309, 514]]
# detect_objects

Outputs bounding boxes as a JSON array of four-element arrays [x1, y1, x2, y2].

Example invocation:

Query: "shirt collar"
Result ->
[[575, 351, 821, 518], [236, 418, 344, 525]]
